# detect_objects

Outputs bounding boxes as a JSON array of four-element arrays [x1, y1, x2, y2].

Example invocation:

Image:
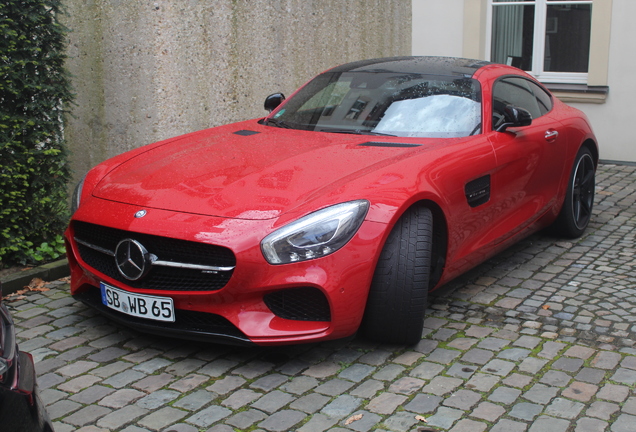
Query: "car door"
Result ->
[[486, 76, 567, 243]]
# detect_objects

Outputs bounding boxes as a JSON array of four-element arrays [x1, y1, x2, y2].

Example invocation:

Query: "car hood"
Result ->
[[93, 121, 434, 220]]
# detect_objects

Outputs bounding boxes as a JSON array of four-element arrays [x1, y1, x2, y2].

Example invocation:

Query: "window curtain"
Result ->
[[491, 5, 525, 66]]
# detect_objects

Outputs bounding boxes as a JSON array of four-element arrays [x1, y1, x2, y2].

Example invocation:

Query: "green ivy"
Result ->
[[25, 234, 66, 262], [0, 0, 73, 267]]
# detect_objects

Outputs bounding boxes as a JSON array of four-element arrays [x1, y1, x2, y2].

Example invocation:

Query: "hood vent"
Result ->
[[234, 130, 260, 136], [359, 142, 421, 148]]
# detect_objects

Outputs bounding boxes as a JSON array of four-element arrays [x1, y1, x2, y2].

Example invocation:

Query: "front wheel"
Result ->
[[360, 205, 433, 345], [554, 146, 595, 238]]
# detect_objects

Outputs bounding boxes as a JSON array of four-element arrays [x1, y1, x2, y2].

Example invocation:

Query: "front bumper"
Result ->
[[66, 198, 386, 345]]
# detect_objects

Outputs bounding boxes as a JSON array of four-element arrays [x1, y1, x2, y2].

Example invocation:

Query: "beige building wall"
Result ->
[[63, 0, 412, 184], [568, 0, 636, 163], [412, 0, 634, 163], [412, 0, 464, 56]]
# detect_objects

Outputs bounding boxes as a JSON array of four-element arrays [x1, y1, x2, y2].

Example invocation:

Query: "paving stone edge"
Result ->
[[1, 258, 70, 296]]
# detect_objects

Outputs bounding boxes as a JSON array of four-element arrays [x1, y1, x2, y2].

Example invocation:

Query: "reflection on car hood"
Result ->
[[93, 121, 433, 220]]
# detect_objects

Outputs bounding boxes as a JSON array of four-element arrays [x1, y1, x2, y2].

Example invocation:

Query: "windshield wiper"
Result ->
[[264, 118, 293, 129], [318, 128, 397, 137]]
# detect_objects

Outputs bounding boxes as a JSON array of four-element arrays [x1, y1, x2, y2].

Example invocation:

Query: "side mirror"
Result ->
[[264, 93, 286, 112], [496, 105, 532, 132]]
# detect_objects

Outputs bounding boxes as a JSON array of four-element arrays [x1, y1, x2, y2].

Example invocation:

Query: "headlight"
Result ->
[[261, 200, 370, 264], [70, 175, 86, 215]]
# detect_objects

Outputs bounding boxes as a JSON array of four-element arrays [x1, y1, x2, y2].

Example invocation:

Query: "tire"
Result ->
[[360, 205, 433, 345], [554, 146, 595, 238]]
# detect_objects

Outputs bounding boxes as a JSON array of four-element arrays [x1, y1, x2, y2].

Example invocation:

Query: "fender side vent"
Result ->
[[234, 130, 260, 136], [465, 175, 491, 208], [359, 142, 421, 148]]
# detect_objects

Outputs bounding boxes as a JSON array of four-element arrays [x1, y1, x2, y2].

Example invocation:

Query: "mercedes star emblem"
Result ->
[[115, 239, 151, 280]]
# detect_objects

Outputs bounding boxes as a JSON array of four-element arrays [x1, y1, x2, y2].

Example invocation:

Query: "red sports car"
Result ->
[[66, 57, 598, 346]]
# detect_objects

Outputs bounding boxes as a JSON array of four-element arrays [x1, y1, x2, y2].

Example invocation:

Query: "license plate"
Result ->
[[100, 283, 175, 322]]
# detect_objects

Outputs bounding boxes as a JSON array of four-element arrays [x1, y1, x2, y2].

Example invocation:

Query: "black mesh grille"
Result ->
[[73, 221, 235, 292], [264, 287, 331, 321], [75, 289, 249, 342]]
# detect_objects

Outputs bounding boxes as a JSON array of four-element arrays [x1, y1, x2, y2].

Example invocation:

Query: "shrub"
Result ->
[[0, 0, 73, 267]]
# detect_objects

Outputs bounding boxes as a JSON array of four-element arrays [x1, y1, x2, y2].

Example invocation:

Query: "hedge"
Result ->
[[0, 0, 73, 267]]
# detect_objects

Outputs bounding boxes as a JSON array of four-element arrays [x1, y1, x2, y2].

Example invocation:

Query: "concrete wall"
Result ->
[[63, 0, 412, 184]]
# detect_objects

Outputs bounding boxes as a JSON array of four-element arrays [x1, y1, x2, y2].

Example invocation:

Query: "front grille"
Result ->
[[73, 221, 235, 291], [264, 287, 331, 321], [75, 289, 250, 343]]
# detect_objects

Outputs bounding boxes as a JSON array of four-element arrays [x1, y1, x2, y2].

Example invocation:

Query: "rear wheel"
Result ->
[[554, 146, 595, 238], [360, 205, 433, 345]]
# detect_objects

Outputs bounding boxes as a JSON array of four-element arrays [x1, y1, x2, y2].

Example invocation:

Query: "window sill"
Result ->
[[544, 84, 609, 104]]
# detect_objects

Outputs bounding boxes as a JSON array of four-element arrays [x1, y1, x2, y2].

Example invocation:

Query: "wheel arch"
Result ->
[[397, 199, 448, 291], [581, 138, 599, 166], [554, 137, 598, 216]]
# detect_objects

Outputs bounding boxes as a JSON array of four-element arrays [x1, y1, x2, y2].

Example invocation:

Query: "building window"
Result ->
[[489, 0, 592, 84]]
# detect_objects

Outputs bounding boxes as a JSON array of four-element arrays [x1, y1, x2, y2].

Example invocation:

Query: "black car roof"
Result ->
[[329, 56, 492, 77]]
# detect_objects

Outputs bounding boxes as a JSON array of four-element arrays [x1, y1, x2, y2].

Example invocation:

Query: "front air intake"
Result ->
[[264, 287, 331, 321]]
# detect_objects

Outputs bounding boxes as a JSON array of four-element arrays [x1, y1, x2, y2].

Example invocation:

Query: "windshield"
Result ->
[[267, 72, 482, 138]]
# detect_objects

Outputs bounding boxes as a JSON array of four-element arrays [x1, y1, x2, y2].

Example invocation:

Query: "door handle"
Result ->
[[545, 130, 559, 142]]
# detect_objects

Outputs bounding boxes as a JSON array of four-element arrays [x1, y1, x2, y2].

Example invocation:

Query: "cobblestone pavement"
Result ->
[[6, 163, 636, 432]]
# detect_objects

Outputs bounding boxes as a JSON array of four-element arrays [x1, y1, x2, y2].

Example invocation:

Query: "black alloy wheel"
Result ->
[[555, 146, 595, 238]]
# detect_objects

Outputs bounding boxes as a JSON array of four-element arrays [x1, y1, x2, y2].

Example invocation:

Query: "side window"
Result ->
[[492, 77, 549, 130], [529, 81, 553, 115]]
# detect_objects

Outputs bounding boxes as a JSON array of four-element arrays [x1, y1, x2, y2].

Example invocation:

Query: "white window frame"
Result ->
[[486, 0, 593, 84]]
